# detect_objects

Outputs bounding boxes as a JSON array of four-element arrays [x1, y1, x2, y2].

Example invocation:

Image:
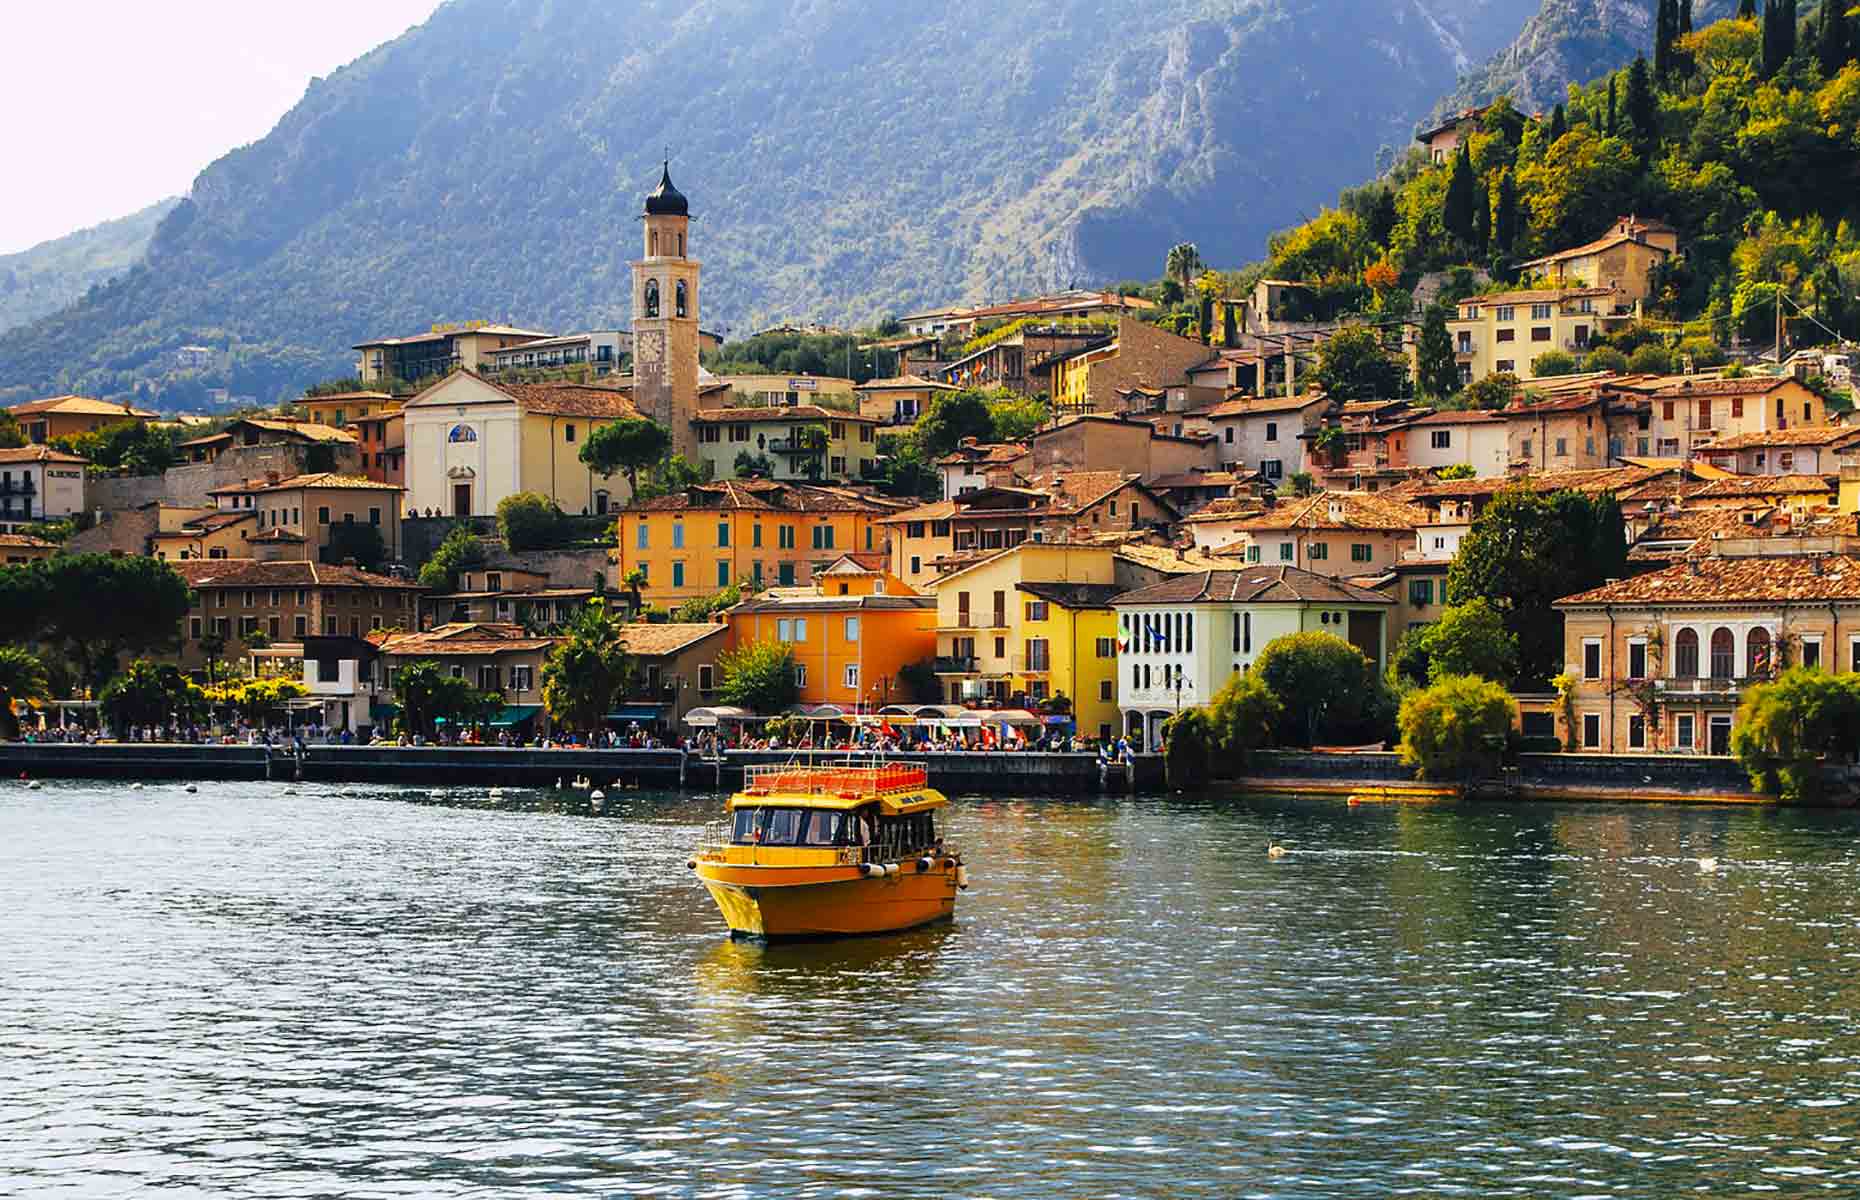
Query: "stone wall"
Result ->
[[86, 475, 167, 515], [1516, 752, 1754, 794], [65, 505, 158, 557]]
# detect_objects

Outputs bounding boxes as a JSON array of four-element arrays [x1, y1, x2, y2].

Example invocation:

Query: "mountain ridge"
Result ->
[[0, 198, 179, 336]]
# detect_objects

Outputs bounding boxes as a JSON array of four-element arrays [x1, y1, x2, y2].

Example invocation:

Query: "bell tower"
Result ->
[[631, 161, 701, 461]]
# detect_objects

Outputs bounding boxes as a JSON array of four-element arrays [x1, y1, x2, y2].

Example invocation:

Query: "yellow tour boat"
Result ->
[[688, 761, 967, 940]]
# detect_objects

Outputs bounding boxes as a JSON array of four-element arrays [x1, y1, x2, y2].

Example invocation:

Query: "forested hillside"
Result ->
[[1260, 3, 1860, 369], [0, 199, 177, 335], [0, 0, 1542, 409]]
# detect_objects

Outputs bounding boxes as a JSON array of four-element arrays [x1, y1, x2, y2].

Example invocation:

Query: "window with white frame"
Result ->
[[1582, 638, 1602, 680], [1628, 713, 1645, 749], [1675, 713, 1695, 749], [1430, 430, 1450, 449], [1582, 712, 1601, 748], [1627, 638, 1647, 680], [844, 664, 860, 689], [793, 664, 807, 689]]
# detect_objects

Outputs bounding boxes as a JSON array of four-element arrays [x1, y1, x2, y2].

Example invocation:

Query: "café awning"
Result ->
[[684, 705, 756, 728]]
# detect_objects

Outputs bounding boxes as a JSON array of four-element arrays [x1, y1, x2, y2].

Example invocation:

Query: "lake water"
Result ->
[[5, 781, 1860, 1197]]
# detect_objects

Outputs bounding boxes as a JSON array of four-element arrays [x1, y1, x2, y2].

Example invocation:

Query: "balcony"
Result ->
[[767, 438, 825, 455], [0, 479, 36, 496], [1655, 674, 1772, 701], [934, 655, 979, 675]]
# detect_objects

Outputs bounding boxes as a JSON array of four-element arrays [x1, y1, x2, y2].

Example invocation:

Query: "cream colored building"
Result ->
[[1447, 288, 1622, 384], [690, 404, 881, 482], [0, 445, 88, 532], [1645, 375, 1829, 459], [400, 375, 639, 518], [1517, 216, 1678, 309], [856, 375, 957, 427], [1227, 491, 1427, 578], [354, 325, 552, 389]]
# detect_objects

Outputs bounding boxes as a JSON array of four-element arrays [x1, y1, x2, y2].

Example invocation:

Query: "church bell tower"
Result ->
[[631, 161, 701, 461]]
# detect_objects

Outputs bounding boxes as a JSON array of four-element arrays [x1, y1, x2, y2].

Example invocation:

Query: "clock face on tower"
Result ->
[[636, 330, 665, 368]]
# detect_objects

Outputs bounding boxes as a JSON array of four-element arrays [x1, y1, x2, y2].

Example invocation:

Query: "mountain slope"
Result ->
[[0, 0, 1540, 408], [1431, 0, 1735, 119], [0, 198, 178, 335]]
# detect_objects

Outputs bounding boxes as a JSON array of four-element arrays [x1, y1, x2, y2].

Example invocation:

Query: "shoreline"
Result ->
[[0, 743, 1804, 805]]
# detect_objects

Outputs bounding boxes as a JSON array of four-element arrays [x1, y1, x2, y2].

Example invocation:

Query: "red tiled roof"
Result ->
[[1687, 474, 1835, 499], [172, 560, 422, 589], [1203, 393, 1326, 419], [1651, 375, 1802, 397], [1558, 554, 1860, 606], [0, 445, 89, 465], [693, 404, 877, 423], [7, 395, 158, 419], [624, 479, 901, 514], [1113, 566, 1393, 606], [617, 622, 727, 656], [1230, 491, 1427, 532], [376, 622, 555, 655], [1696, 427, 1860, 451]]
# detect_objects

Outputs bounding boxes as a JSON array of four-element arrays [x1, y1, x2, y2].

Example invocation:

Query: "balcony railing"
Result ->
[[0, 479, 37, 495], [934, 655, 979, 674], [767, 438, 824, 455]]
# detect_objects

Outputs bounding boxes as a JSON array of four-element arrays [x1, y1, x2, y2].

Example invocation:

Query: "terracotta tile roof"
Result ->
[[0, 533, 56, 549], [0, 445, 89, 465], [616, 622, 727, 657], [1695, 427, 1860, 451], [8, 395, 159, 419], [1519, 230, 1671, 268], [1384, 466, 1666, 502], [1651, 375, 1801, 397], [1179, 496, 1267, 524], [493, 381, 640, 419], [817, 552, 890, 574], [877, 499, 959, 524], [624, 479, 900, 514], [1113, 566, 1394, 606], [692, 405, 877, 424], [179, 419, 357, 448], [1557, 554, 1860, 606], [249, 528, 307, 543], [1687, 474, 1835, 499], [1456, 287, 1616, 306], [298, 390, 395, 403], [1203, 393, 1325, 419], [376, 622, 556, 655], [255, 472, 405, 492], [172, 560, 422, 589], [1230, 491, 1427, 532], [1627, 507, 1777, 560], [354, 325, 550, 349], [854, 375, 956, 392], [934, 441, 1028, 466], [1406, 409, 1508, 426], [1112, 541, 1258, 575], [177, 511, 255, 533]]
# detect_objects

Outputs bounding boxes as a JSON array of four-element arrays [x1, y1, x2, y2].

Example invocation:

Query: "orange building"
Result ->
[[614, 479, 909, 607], [9, 395, 159, 444], [725, 570, 936, 711]]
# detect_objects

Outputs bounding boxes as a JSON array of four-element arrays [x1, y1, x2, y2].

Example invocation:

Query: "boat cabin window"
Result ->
[[802, 811, 844, 846], [732, 806, 842, 846]]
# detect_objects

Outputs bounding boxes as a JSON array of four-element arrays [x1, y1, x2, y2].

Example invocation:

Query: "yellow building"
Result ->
[[1516, 216, 1678, 309], [690, 404, 881, 482], [1447, 287, 1628, 384], [399, 374, 640, 517], [8, 395, 159, 444], [855, 375, 957, 428], [294, 391, 399, 430], [923, 542, 1122, 740], [614, 479, 907, 607], [725, 572, 937, 711]]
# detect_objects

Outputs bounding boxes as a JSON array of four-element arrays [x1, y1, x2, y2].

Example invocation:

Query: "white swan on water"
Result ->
[[1268, 841, 1287, 859]]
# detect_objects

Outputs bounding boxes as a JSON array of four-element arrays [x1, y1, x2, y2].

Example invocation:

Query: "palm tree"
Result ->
[[624, 568, 647, 617], [1165, 242, 1204, 293], [0, 647, 51, 740]]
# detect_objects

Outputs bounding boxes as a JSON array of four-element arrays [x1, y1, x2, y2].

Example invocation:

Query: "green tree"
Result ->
[[1531, 349, 1579, 377], [393, 659, 499, 738], [1422, 598, 1519, 683], [914, 389, 997, 456], [0, 411, 25, 449], [577, 416, 671, 498], [1584, 345, 1630, 373], [1738, 0, 1756, 19], [198, 630, 228, 687], [1655, 0, 1677, 79], [0, 647, 50, 738], [1398, 674, 1517, 782], [1547, 102, 1569, 144], [1443, 145, 1477, 242], [1447, 487, 1627, 689], [1253, 631, 1391, 747], [99, 660, 202, 734], [1207, 671, 1283, 760], [1624, 55, 1659, 151], [1492, 167, 1520, 254], [1675, 336, 1728, 368], [1164, 242, 1204, 292], [1732, 668, 1860, 802], [1460, 371, 1521, 410], [717, 639, 801, 713], [987, 394, 1048, 442], [417, 523, 486, 591], [634, 453, 709, 500], [1819, 0, 1852, 78], [53, 420, 180, 476], [1312, 325, 1407, 402], [1605, 73, 1618, 135], [540, 596, 633, 731], [1415, 304, 1461, 400], [1627, 343, 1676, 373], [1162, 706, 1216, 788], [496, 491, 567, 552], [1436, 462, 1478, 480], [33, 555, 192, 691]]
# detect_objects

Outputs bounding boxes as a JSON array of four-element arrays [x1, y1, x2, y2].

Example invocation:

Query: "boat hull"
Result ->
[[695, 863, 958, 939]]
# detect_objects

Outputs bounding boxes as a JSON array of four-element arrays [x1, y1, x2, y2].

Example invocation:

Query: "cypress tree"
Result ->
[[1739, 0, 1756, 19], [1472, 175, 1492, 249], [1677, 0, 1695, 78], [1680, 0, 1693, 34], [1415, 304, 1462, 401], [1443, 145, 1476, 243], [1493, 168, 1519, 254], [1624, 55, 1658, 154], [1547, 103, 1568, 144], [1819, 0, 1853, 76], [1666, 0, 1681, 79], [1606, 74, 1617, 136], [1783, 0, 1798, 63], [1222, 301, 1238, 349]]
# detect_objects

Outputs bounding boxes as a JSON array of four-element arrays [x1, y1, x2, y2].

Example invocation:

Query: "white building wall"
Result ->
[[1405, 423, 1510, 476]]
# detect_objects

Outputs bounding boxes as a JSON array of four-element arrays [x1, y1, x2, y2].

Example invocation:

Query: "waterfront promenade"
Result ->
[[0, 742, 1787, 802]]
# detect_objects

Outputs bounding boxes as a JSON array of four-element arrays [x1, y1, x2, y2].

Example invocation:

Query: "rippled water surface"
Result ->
[[6, 782, 1860, 1196]]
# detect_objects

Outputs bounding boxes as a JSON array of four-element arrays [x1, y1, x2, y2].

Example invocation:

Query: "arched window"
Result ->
[[1709, 627, 1735, 679], [643, 279, 660, 318], [1674, 628, 1699, 677], [676, 279, 688, 318], [447, 424, 477, 443], [1746, 627, 1771, 679]]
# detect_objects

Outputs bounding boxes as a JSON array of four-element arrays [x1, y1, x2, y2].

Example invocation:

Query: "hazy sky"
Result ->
[[0, 0, 444, 255]]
